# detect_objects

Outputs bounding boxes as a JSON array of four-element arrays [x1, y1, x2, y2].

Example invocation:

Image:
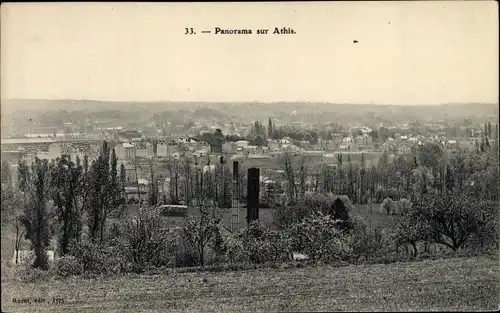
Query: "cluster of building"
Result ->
[[3, 117, 490, 204]]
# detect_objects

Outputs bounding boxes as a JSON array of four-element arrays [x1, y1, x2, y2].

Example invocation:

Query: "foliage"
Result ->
[[51, 155, 84, 256], [331, 197, 351, 230], [230, 221, 287, 264], [272, 192, 337, 228], [348, 215, 392, 261], [182, 205, 221, 267], [85, 142, 124, 243], [55, 255, 83, 277], [68, 239, 113, 275], [397, 198, 413, 216], [19, 158, 53, 270], [393, 215, 427, 258], [412, 192, 490, 252], [282, 212, 345, 261], [380, 197, 396, 215], [118, 206, 172, 272]]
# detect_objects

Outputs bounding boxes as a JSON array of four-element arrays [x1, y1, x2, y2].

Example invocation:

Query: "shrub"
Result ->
[[348, 214, 393, 262], [380, 197, 396, 215], [282, 212, 344, 261], [375, 185, 385, 203], [55, 255, 83, 277], [385, 188, 400, 201], [272, 193, 349, 229], [19, 266, 53, 283], [232, 221, 287, 264], [182, 205, 221, 267], [397, 198, 413, 216], [225, 234, 247, 264], [119, 206, 171, 272], [68, 239, 112, 276]]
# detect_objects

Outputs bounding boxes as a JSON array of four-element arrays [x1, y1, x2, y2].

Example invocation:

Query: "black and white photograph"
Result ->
[[1, 1, 498, 312]]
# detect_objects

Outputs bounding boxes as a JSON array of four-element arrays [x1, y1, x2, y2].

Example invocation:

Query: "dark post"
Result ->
[[232, 161, 239, 208], [247, 167, 260, 224]]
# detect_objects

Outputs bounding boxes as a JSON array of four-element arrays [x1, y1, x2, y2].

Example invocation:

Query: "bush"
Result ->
[[397, 198, 413, 216], [55, 255, 83, 277], [182, 205, 221, 267], [375, 186, 400, 203], [19, 266, 53, 283], [68, 239, 113, 276], [225, 234, 247, 264], [348, 214, 393, 262], [232, 221, 287, 265], [118, 206, 172, 272], [380, 197, 396, 215], [272, 193, 351, 229], [282, 212, 344, 261]]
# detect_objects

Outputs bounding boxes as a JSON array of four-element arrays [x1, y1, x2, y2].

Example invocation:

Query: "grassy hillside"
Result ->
[[2, 256, 497, 312]]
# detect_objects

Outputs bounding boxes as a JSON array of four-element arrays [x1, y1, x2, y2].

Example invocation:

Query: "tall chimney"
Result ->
[[231, 161, 240, 232], [247, 167, 260, 224]]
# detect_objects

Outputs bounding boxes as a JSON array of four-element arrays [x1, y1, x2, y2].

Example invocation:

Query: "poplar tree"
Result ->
[[51, 155, 84, 255], [19, 158, 52, 269]]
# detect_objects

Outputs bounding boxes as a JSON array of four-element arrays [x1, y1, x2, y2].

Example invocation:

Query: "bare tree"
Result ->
[[298, 155, 310, 199], [278, 152, 296, 203], [182, 205, 221, 267]]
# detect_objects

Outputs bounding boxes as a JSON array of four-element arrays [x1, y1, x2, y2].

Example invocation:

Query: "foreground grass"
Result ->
[[2, 256, 498, 312]]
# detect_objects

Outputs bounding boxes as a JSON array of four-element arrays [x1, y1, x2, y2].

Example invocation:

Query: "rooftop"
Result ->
[[1, 138, 55, 145]]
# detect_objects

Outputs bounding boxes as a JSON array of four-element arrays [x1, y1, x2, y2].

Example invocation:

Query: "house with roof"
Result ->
[[267, 140, 279, 151], [136, 141, 154, 158], [115, 142, 137, 160]]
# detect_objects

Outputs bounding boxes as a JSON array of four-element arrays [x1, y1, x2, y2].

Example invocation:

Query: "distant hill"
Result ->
[[1, 98, 498, 126]]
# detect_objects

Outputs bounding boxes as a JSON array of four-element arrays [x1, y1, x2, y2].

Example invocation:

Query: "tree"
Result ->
[[120, 206, 170, 271], [411, 166, 434, 200], [19, 158, 53, 270], [1, 176, 26, 264], [51, 155, 85, 255], [417, 142, 445, 177], [182, 205, 221, 267], [298, 156, 310, 199], [1, 160, 12, 187], [120, 163, 127, 203], [163, 157, 179, 204], [277, 152, 296, 203], [85, 142, 124, 242], [444, 164, 455, 193], [268, 117, 273, 139], [331, 197, 350, 230], [393, 215, 426, 258], [413, 193, 485, 252], [148, 157, 158, 206]]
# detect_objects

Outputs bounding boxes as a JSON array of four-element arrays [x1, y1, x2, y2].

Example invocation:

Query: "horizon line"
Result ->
[[2, 98, 498, 107]]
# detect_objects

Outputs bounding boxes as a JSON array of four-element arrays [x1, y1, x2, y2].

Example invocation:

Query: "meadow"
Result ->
[[2, 256, 497, 312]]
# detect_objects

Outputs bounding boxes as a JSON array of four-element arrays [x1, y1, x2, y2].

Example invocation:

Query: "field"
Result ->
[[2, 256, 498, 312]]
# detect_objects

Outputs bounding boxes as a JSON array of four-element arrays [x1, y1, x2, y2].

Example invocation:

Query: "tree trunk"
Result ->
[[135, 166, 141, 203], [199, 245, 204, 267], [411, 242, 418, 258]]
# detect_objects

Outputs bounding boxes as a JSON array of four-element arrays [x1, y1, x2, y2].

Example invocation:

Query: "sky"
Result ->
[[1, 1, 498, 105]]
